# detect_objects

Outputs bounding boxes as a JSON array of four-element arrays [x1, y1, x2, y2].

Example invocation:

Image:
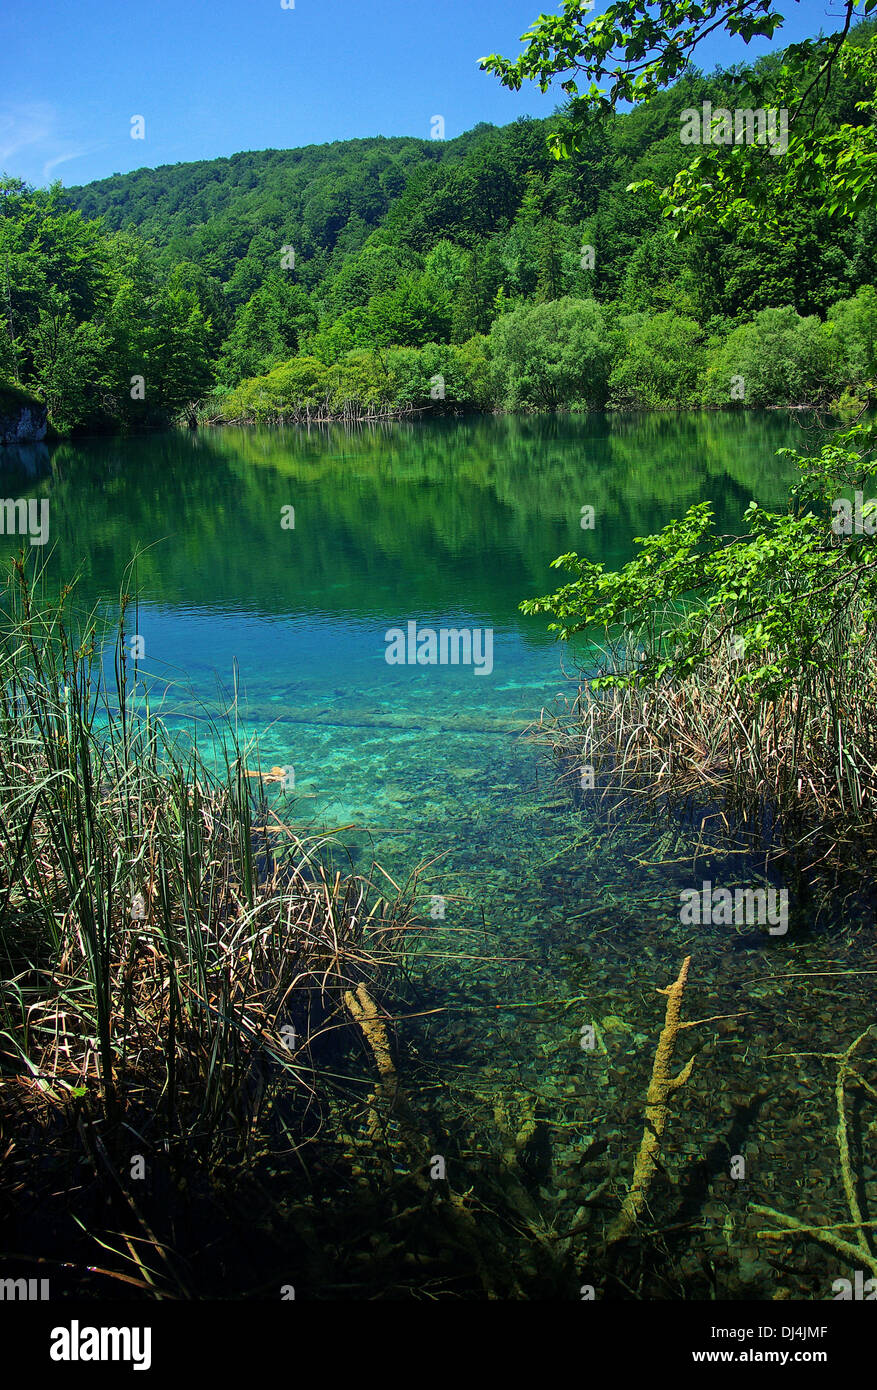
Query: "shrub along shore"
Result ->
[[522, 421, 877, 889], [200, 289, 877, 426]]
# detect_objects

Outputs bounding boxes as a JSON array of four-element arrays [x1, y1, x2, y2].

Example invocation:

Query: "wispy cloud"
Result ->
[[0, 102, 100, 185], [0, 102, 55, 166], [41, 148, 89, 182]]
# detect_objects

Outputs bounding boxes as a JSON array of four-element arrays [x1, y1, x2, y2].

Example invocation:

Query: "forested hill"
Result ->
[[2, 21, 872, 433], [64, 37, 877, 331], [64, 132, 476, 299]]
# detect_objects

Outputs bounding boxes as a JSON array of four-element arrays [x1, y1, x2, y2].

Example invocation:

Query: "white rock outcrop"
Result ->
[[0, 404, 48, 445]]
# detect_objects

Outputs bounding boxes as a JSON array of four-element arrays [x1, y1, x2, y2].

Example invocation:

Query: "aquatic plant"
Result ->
[[0, 553, 419, 1288], [524, 423, 877, 870]]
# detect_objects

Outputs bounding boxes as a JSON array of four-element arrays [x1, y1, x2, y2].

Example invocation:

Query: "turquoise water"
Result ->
[[3, 410, 871, 1296], [0, 411, 806, 846]]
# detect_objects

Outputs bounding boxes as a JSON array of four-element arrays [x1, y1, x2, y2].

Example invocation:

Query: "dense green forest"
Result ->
[[1, 20, 876, 432]]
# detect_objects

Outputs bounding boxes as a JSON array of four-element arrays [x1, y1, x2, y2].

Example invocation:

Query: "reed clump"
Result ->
[[0, 554, 417, 1160], [546, 591, 877, 868]]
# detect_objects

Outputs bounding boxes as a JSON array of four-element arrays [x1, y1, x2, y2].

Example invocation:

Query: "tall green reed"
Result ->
[[0, 553, 416, 1143]]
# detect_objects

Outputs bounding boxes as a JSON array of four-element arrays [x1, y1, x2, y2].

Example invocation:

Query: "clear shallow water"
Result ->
[[0, 411, 809, 845], [4, 410, 872, 1296]]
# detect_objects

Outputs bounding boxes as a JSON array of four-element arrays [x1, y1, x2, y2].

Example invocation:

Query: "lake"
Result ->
[[1, 408, 868, 1296], [0, 409, 804, 835]]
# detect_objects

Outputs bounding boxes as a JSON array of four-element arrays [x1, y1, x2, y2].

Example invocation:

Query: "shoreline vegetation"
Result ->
[[3, 287, 876, 439], [197, 292, 877, 428], [524, 421, 877, 897]]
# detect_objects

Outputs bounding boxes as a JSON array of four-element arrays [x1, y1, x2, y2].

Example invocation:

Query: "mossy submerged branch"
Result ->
[[607, 955, 699, 1244], [753, 1026, 877, 1278]]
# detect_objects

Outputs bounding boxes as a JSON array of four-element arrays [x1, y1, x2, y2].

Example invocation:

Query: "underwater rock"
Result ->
[[601, 1014, 633, 1034]]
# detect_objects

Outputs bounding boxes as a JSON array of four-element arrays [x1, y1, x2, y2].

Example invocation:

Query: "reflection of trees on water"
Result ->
[[0, 413, 812, 627], [0, 442, 51, 481]]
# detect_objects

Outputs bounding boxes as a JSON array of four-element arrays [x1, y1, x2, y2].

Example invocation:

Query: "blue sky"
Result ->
[[0, 0, 842, 188]]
